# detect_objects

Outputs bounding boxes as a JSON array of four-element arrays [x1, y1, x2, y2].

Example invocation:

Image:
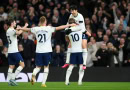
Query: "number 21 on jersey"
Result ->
[[37, 34, 46, 43]]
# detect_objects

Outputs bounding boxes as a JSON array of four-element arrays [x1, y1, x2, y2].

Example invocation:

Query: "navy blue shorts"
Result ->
[[8, 52, 24, 65], [70, 53, 83, 64], [82, 34, 88, 40], [35, 53, 51, 66]]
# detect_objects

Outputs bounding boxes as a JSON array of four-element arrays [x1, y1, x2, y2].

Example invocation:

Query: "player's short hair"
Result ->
[[39, 16, 46, 24], [68, 18, 76, 24], [70, 5, 78, 10], [6, 19, 15, 26]]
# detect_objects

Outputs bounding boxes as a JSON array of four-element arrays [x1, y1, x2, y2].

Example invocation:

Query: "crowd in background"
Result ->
[[0, 0, 130, 67]]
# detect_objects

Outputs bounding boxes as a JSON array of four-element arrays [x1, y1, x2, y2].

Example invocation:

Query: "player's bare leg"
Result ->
[[31, 66, 41, 85], [41, 65, 49, 87], [82, 39, 88, 70]]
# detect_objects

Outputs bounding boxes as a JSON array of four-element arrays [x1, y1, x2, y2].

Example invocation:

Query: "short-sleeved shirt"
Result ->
[[69, 13, 86, 33], [31, 26, 56, 53], [6, 28, 18, 53]]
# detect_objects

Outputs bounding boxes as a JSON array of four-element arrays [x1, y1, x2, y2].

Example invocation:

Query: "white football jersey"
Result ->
[[31, 26, 55, 53], [68, 27, 82, 52], [69, 13, 85, 32], [6, 28, 18, 53]]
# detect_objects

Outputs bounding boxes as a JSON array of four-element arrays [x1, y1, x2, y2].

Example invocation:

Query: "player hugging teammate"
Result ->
[[62, 5, 91, 70]]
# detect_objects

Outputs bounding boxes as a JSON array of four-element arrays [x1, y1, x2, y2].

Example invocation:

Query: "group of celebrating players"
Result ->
[[6, 5, 91, 87]]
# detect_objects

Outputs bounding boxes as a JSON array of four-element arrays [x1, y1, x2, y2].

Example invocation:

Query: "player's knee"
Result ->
[[67, 65, 74, 71], [9, 65, 15, 69], [44, 68, 49, 73]]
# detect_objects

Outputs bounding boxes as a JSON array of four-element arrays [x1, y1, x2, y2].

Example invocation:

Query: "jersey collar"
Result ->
[[73, 13, 78, 17]]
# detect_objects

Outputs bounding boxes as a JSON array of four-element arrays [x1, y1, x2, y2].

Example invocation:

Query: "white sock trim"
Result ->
[[44, 68, 49, 73], [8, 68, 13, 73], [82, 49, 87, 53], [67, 48, 71, 53]]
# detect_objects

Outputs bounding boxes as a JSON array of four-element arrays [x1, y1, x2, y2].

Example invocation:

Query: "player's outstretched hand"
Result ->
[[24, 23, 29, 28]]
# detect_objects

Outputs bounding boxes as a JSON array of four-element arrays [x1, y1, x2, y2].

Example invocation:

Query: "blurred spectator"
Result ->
[[111, 32, 120, 49], [96, 43, 109, 67], [78, 0, 88, 18], [87, 37, 98, 67], [2, 22, 8, 45], [102, 35, 110, 44], [96, 29, 103, 42], [58, 6, 70, 25], [0, 6, 8, 21], [0, 46, 8, 66], [106, 29, 112, 39], [26, 6, 38, 26], [51, 45, 65, 67], [109, 23, 115, 32], [45, 7, 52, 24], [52, 9, 59, 26], [91, 14, 98, 34], [8, 3, 20, 20], [37, 4, 45, 18], [18, 9, 26, 26], [112, 2, 130, 31], [107, 42, 121, 67], [118, 38, 127, 66], [19, 32, 35, 67], [1, 46, 8, 65], [6, 0, 14, 12]]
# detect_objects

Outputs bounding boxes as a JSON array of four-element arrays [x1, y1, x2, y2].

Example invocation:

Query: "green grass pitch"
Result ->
[[0, 82, 130, 90]]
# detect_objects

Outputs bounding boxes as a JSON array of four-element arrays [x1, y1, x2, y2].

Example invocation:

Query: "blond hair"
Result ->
[[39, 16, 46, 26], [68, 18, 76, 24]]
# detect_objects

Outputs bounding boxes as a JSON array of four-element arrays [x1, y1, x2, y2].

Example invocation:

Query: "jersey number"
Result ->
[[71, 33, 79, 42], [7, 36, 12, 44], [38, 34, 46, 43]]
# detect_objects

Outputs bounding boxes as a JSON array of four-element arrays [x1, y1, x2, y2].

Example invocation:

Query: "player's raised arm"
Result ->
[[16, 23, 30, 32], [55, 24, 76, 31], [15, 23, 29, 35], [16, 27, 31, 32], [15, 30, 23, 35], [19, 28, 31, 32]]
